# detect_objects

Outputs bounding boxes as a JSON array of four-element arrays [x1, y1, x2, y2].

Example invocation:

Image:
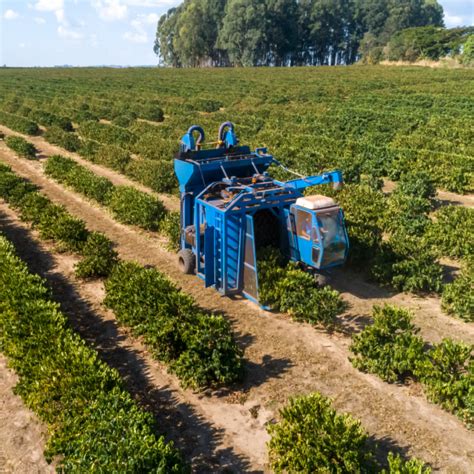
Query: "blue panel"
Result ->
[[204, 226, 215, 287]]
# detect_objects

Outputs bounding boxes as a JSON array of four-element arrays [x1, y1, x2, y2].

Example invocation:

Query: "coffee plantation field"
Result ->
[[0, 65, 473, 472]]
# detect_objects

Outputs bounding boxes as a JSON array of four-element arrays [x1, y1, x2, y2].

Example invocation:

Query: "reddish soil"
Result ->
[[1, 129, 473, 472]]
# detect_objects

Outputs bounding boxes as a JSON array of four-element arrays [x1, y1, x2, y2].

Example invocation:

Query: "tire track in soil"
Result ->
[[1, 144, 474, 471]]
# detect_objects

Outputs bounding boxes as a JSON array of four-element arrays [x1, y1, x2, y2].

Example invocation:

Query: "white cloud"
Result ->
[[57, 25, 84, 40], [34, 17, 47, 24], [55, 8, 65, 23], [143, 13, 159, 24], [92, 0, 128, 21], [123, 31, 148, 43], [34, 0, 64, 11], [4, 9, 20, 20], [19, 43, 26, 48], [443, 12, 467, 28]]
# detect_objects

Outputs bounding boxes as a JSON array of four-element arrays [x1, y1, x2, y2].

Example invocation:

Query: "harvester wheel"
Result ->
[[178, 249, 195, 274]]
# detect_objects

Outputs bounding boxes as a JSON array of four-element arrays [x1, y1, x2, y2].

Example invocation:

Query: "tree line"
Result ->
[[153, 0, 444, 67]]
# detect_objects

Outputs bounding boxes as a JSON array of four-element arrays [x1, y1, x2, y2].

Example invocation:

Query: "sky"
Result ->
[[1, 0, 473, 67]]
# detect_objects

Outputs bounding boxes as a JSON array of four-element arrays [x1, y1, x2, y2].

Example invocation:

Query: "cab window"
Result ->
[[296, 209, 312, 240]]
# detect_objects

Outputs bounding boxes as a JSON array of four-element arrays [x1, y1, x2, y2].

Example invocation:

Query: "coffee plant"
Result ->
[[258, 247, 346, 327], [5, 135, 37, 159], [75, 231, 119, 278], [267, 392, 430, 473], [351, 304, 473, 426], [0, 110, 39, 135], [104, 261, 243, 388], [441, 260, 473, 322], [44, 126, 81, 152], [45, 154, 114, 204], [350, 305, 426, 383], [108, 186, 167, 231], [0, 234, 185, 471]]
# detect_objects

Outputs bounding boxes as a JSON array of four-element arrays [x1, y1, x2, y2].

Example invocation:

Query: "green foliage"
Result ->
[[396, 171, 436, 201], [79, 121, 137, 149], [441, 261, 474, 322], [125, 159, 177, 194], [0, 235, 185, 471], [425, 206, 474, 259], [371, 233, 443, 294], [104, 261, 243, 388], [258, 247, 346, 327], [386, 26, 474, 62], [415, 339, 473, 426], [29, 109, 73, 131], [44, 126, 81, 152], [267, 392, 372, 473], [0, 110, 39, 135], [327, 184, 386, 267], [45, 155, 114, 204], [161, 211, 181, 251], [381, 452, 431, 474], [461, 34, 474, 65], [108, 186, 167, 230], [37, 206, 89, 252], [351, 304, 473, 426], [5, 135, 37, 159], [75, 232, 119, 278], [350, 305, 426, 383]]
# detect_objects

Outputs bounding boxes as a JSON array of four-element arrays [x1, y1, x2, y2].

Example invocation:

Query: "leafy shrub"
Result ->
[[268, 392, 430, 473], [441, 261, 473, 322], [112, 115, 134, 127], [104, 261, 243, 388], [0, 235, 185, 471], [350, 305, 426, 383], [0, 110, 40, 135], [396, 171, 436, 200], [108, 186, 166, 231], [258, 247, 346, 327], [44, 126, 81, 152], [324, 184, 386, 267], [267, 392, 372, 472], [139, 105, 164, 122], [38, 206, 89, 252], [125, 159, 177, 194], [79, 121, 137, 148], [371, 233, 443, 294], [385, 193, 432, 236], [45, 155, 114, 205], [94, 144, 131, 172], [381, 452, 431, 474], [29, 109, 73, 131], [75, 232, 119, 278], [161, 211, 181, 251], [17, 192, 52, 224], [415, 339, 473, 426], [5, 135, 37, 159], [425, 206, 473, 259]]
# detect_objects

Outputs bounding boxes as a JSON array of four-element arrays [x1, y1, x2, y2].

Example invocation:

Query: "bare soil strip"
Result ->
[[1, 145, 474, 471], [0, 357, 54, 474]]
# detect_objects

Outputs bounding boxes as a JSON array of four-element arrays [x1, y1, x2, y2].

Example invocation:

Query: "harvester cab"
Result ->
[[174, 122, 349, 305]]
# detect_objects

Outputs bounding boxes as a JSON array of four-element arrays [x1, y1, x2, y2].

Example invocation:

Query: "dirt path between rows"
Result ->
[[1, 146, 474, 472], [0, 357, 54, 474]]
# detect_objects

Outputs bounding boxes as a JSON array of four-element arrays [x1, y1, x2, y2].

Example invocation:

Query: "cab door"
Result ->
[[290, 206, 321, 268]]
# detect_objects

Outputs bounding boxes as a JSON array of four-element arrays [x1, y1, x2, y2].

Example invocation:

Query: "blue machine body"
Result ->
[[174, 123, 349, 304]]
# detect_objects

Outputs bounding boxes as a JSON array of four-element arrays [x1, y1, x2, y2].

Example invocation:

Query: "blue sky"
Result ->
[[1, 0, 473, 67]]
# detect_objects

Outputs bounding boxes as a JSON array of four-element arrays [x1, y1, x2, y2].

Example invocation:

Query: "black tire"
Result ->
[[178, 249, 195, 274], [315, 272, 329, 287]]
